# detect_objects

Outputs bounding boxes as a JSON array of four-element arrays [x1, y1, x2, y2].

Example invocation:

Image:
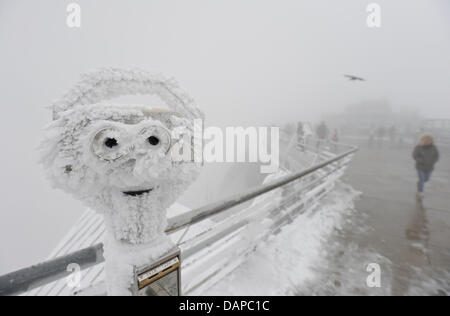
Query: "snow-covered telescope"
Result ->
[[40, 68, 204, 295]]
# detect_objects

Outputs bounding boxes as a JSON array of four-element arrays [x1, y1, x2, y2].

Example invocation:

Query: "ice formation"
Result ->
[[40, 68, 204, 295]]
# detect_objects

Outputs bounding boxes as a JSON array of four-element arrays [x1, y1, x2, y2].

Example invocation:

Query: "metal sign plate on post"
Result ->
[[134, 247, 181, 296]]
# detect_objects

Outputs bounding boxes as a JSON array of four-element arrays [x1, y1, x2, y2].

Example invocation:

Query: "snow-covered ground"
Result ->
[[203, 180, 450, 296], [28, 177, 450, 296], [204, 182, 361, 295]]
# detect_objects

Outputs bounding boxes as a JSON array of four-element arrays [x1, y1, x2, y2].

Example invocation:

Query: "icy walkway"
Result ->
[[210, 137, 450, 296], [341, 137, 450, 295]]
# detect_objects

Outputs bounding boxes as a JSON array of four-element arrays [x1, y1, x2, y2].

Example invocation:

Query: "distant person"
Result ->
[[388, 125, 397, 144], [398, 132, 405, 149], [412, 134, 439, 199], [297, 122, 305, 151], [316, 122, 329, 149], [376, 126, 386, 148], [331, 129, 339, 143], [331, 128, 339, 151], [368, 129, 375, 148]]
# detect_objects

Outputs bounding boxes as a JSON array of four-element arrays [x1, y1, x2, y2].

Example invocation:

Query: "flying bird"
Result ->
[[343, 74, 366, 81]]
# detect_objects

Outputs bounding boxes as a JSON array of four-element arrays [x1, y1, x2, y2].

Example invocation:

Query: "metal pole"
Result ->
[[0, 244, 104, 296]]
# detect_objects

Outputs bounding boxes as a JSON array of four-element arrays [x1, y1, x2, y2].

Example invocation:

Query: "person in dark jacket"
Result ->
[[316, 122, 329, 149], [316, 122, 329, 140], [412, 134, 439, 198], [376, 126, 386, 148], [297, 122, 305, 151]]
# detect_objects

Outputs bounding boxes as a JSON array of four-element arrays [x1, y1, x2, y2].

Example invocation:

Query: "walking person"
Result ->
[[331, 128, 339, 152], [297, 121, 305, 151], [412, 134, 439, 199], [368, 128, 375, 148], [316, 121, 329, 149], [376, 126, 386, 148], [388, 125, 397, 148]]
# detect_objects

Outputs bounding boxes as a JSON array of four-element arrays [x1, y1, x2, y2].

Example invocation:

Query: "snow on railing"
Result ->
[[0, 139, 357, 296]]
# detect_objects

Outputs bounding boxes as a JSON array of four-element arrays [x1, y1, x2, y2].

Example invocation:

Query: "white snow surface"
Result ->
[[203, 182, 360, 295]]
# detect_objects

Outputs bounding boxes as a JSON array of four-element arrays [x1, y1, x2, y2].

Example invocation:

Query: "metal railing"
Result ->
[[0, 136, 357, 296], [167, 147, 355, 233]]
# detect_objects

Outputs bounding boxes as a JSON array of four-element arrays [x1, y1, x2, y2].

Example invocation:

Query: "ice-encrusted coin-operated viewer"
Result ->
[[40, 68, 204, 295]]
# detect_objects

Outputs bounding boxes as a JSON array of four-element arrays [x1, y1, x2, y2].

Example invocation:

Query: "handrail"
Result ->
[[0, 244, 104, 296], [166, 146, 357, 232], [0, 145, 357, 296]]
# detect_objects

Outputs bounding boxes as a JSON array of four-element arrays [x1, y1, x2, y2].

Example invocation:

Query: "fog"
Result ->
[[0, 0, 449, 274]]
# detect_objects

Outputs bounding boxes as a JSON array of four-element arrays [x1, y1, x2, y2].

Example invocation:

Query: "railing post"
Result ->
[[102, 232, 181, 296]]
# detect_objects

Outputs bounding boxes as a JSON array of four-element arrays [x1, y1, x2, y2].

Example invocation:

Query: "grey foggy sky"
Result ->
[[0, 0, 449, 274]]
